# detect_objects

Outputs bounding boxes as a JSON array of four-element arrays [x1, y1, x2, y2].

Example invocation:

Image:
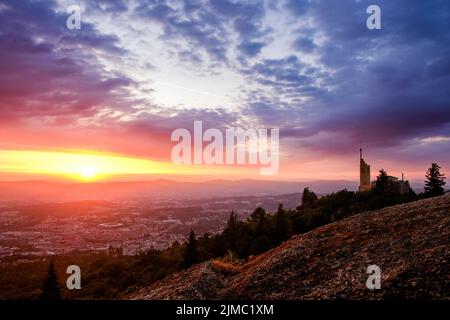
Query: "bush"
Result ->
[[210, 251, 241, 276]]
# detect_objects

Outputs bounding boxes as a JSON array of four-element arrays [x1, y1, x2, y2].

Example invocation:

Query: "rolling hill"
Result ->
[[129, 194, 450, 299]]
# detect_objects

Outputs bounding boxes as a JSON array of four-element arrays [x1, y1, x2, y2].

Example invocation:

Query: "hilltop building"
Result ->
[[358, 149, 411, 195], [359, 148, 371, 192]]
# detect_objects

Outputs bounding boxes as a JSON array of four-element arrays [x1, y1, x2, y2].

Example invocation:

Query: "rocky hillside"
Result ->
[[129, 194, 450, 299]]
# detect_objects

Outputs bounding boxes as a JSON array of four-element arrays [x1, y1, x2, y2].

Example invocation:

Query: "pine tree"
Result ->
[[224, 211, 239, 251], [274, 203, 290, 242], [250, 206, 266, 222], [249, 207, 270, 254], [424, 163, 446, 197], [183, 229, 199, 267], [375, 169, 389, 192], [40, 260, 61, 300], [300, 187, 318, 208]]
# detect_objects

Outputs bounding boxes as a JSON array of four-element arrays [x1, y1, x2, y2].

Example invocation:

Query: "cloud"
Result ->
[[292, 36, 316, 53], [242, 55, 327, 99], [243, 0, 450, 156], [85, 0, 128, 14], [237, 41, 265, 57], [0, 0, 448, 171], [135, 0, 268, 64], [285, 0, 311, 16], [0, 0, 133, 125]]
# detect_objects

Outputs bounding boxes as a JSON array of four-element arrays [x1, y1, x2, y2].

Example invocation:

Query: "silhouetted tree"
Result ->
[[300, 187, 318, 208], [40, 260, 61, 300], [249, 206, 266, 222], [223, 211, 239, 251], [183, 230, 199, 267], [424, 163, 446, 197], [248, 207, 270, 254], [274, 204, 290, 242], [375, 169, 389, 192]]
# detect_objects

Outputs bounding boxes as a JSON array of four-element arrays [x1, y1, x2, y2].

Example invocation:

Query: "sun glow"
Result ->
[[0, 149, 264, 181], [0, 149, 181, 181], [80, 166, 98, 180]]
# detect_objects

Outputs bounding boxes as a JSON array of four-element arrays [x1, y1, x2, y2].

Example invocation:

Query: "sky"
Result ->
[[0, 0, 449, 182]]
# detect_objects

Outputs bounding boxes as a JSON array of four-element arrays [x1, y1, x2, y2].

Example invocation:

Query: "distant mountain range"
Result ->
[[0, 179, 359, 201]]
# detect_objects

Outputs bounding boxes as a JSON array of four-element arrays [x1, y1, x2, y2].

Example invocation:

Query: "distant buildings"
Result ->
[[358, 148, 410, 195]]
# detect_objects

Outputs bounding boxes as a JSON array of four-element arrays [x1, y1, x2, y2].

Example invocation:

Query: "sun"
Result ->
[[80, 166, 97, 180]]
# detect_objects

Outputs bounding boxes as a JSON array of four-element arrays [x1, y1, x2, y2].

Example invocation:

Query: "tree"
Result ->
[[375, 169, 389, 192], [300, 187, 318, 208], [250, 206, 266, 222], [248, 207, 270, 254], [223, 211, 239, 251], [424, 163, 446, 197], [183, 230, 199, 267], [274, 204, 290, 242], [40, 260, 61, 300]]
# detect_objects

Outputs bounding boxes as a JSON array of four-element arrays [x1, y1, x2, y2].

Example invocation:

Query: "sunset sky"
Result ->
[[0, 0, 449, 182]]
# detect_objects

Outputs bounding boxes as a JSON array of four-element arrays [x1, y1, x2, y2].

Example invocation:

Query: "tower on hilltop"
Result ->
[[359, 148, 371, 191]]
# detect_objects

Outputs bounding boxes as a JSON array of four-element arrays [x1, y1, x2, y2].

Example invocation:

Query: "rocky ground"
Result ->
[[129, 194, 450, 300]]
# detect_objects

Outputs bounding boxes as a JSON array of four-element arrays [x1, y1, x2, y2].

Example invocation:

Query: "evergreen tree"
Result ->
[[223, 211, 239, 251], [40, 260, 61, 300], [300, 187, 318, 208], [274, 204, 290, 242], [183, 229, 199, 267], [250, 206, 266, 222], [375, 169, 389, 192], [248, 207, 270, 254], [424, 163, 446, 197]]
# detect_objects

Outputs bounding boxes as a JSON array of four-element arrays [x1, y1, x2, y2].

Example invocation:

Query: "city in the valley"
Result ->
[[0, 191, 300, 260]]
